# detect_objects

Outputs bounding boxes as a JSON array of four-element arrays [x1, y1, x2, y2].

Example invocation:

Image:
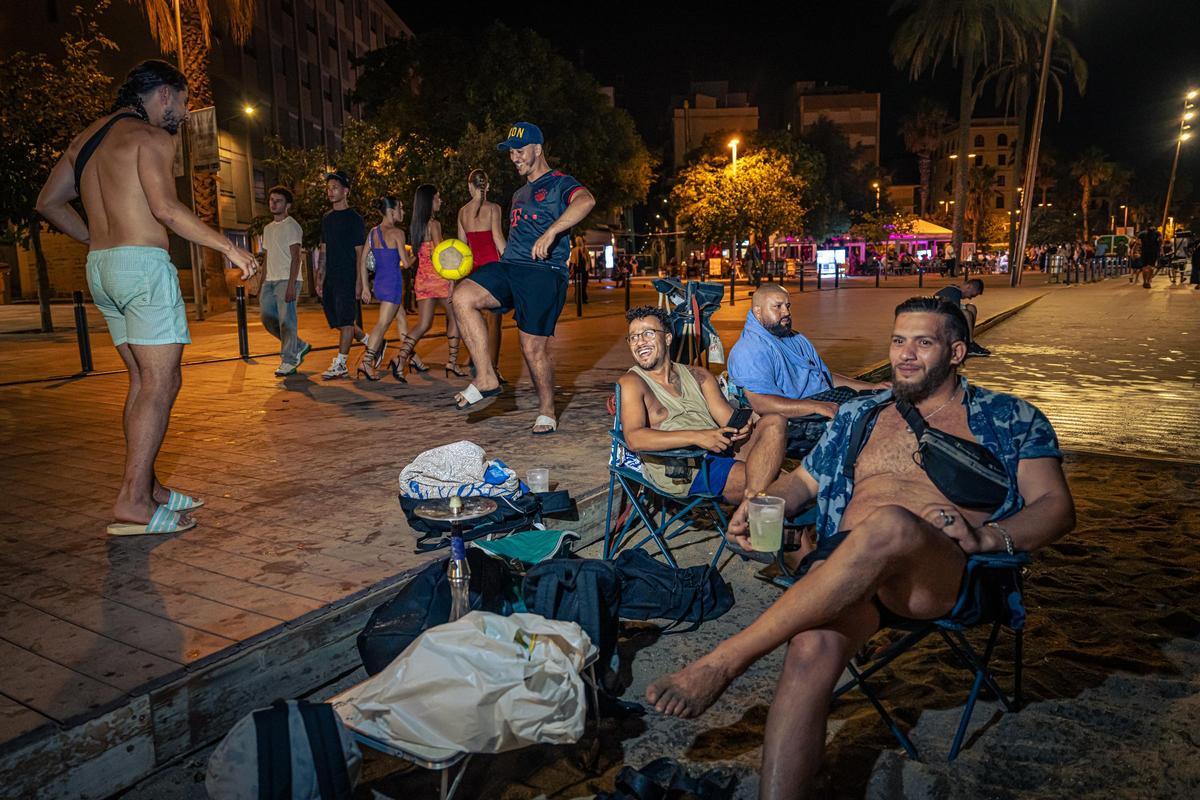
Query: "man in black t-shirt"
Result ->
[[316, 170, 367, 379], [1138, 228, 1161, 289]]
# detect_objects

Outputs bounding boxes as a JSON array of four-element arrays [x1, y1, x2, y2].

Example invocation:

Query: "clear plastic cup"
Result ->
[[527, 468, 550, 493], [747, 495, 785, 551]]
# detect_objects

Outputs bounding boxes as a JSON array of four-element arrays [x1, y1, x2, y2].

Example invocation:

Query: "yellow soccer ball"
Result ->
[[432, 238, 474, 280]]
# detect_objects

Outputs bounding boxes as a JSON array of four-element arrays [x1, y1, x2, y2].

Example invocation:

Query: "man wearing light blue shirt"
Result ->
[[727, 284, 876, 419]]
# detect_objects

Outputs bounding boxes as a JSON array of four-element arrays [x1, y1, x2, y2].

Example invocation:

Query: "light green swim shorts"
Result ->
[[86, 246, 191, 346]]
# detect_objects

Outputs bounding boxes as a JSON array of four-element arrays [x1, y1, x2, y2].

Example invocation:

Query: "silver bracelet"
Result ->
[[986, 522, 1015, 555]]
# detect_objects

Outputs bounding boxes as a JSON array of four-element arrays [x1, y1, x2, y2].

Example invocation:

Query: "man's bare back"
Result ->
[[71, 112, 175, 251], [840, 400, 991, 533]]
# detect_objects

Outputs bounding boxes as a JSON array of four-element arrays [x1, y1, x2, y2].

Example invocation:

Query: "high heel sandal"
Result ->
[[357, 348, 381, 381], [389, 336, 420, 383], [445, 336, 471, 378], [401, 335, 429, 373]]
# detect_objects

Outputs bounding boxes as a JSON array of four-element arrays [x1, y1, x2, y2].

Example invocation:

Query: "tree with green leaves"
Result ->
[[1071, 146, 1114, 241], [898, 98, 950, 217], [0, 2, 116, 332], [671, 148, 808, 254], [848, 211, 918, 247], [795, 119, 877, 240], [351, 23, 653, 226], [891, 0, 1040, 260]]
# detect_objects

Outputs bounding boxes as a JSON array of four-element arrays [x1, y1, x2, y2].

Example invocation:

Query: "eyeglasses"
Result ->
[[626, 329, 665, 344]]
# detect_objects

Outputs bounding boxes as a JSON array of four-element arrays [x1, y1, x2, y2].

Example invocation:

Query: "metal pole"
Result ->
[[1011, 0, 1058, 288], [728, 269, 736, 306], [575, 270, 583, 317], [918, 266, 924, 289], [1161, 129, 1185, 235], [817, 264, 823, 291], [624, 272, 631, 311], [834, 263, 840, 289], [875, 261, 881, 288], [72, 290, 93, 373], [798, 263, 805, 292], [235, 286, 249, 359]]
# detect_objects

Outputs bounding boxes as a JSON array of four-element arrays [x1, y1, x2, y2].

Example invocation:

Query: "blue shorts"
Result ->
[[688, 455, 737, 497], [466, 260, 567, 337], [86, 246, 190, 347]]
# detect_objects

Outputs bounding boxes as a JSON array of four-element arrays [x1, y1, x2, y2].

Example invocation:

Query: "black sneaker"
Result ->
[[967, 341, 992, 357]]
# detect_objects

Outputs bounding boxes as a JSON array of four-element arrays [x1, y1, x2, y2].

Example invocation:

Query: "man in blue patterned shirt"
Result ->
[[646, 296, 1075, 799]]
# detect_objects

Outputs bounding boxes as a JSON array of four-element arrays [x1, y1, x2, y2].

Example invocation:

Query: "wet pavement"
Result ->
[[963, 277, 1200, 462]]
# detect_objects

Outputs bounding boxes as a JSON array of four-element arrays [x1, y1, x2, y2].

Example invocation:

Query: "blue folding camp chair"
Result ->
[[603, 383, 730, 569], [833, 551, 1030, 762]]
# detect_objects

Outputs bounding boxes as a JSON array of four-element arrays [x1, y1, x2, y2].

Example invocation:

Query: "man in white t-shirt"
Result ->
[[260, 186, 310, 375]]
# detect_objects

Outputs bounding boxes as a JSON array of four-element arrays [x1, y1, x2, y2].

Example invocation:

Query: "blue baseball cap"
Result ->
[[497, 122, 544, 151]]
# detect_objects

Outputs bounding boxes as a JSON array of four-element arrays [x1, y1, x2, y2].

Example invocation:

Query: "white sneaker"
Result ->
[[322, 358, 349, 380], [275, 360, 299, 376]]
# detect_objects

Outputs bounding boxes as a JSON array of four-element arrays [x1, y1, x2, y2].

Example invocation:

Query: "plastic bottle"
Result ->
[[448, 535, 471, 621]]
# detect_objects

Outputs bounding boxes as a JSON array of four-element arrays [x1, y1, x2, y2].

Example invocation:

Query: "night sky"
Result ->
[[392, 1, 1200, 199]]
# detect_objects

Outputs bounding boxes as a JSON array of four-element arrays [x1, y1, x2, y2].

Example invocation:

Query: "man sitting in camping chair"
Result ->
[[619, 305, 788, 508], [646, 297, 1076, 800], [728, 284, 883, 458]]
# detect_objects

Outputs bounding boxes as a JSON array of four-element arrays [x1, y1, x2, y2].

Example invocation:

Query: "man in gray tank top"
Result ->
[[617, 306, 788, 501]]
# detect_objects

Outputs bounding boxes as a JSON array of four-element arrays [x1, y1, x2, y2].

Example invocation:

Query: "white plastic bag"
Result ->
[[333, 612, 595, 761], [397, 440, 522, 499]]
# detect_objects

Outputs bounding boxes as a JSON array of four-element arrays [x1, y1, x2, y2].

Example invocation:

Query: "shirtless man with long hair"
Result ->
[[36, 60, 256, 536]]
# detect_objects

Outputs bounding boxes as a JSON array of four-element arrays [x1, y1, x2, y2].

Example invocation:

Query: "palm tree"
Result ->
[[130, 1, 255, 308], [1071, 146, 1114, 242], [891, 0, 1040, 260], [965, 164, 999, 244], [898, 98, 950, 217]]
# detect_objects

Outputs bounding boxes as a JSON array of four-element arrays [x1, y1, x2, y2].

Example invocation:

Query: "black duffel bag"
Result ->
[[613, 549, 734, 626]]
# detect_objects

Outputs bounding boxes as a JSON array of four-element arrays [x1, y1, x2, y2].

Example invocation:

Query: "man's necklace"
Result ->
[[907, 390, 960, 433]]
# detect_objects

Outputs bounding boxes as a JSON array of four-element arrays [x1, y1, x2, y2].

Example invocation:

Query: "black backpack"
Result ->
[[523, 559, 622, 680], [357, 548, 518, 675]]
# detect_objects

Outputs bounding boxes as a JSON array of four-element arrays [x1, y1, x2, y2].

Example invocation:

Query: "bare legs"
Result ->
[[451, 279, 502, 394], [646, 505, 965, 721], [111, 343, 187, 525], [719, 414, 788, 504], [365, 301, 402, 355], [519, 330, 556, 429]]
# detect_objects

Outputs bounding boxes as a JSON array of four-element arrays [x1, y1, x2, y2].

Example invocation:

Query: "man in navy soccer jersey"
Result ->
[[452, 122, 596, 434]]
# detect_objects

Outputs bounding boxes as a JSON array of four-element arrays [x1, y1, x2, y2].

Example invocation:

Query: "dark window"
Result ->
[[301, 60, 311, 87], [997, 133, 1008, 146], [281, 0, 293, 14], [371, 12, 379, 33], [254, 170, 267, 203], [974, 155, 983, 167], [997, 175, 1006, 186], [323, 76, 333, 101], [997, 153, 1007, 166], [995, 195, 1005, 209], [974, 134, 985, 147]]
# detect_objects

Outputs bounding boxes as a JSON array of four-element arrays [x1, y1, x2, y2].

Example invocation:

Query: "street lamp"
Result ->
[[871, 181, 880, 212], [1120, 204, 1128, 228], [728, 137, 740, 172], [1161, 88, 1196, 236]]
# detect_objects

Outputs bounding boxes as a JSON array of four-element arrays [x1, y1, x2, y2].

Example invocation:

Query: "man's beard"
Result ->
[[160, 110, 185, 135], [893, 357, 955, 404], [766, 318, 794, 337]]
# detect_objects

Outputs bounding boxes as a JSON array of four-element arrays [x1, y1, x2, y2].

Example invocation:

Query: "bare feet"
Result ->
[[645, 658, 736, 718], [112, 494, 192, 527]]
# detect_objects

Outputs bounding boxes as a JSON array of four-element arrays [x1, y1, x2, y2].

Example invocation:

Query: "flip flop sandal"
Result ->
[[531, 414, 557, 435], [165, 488, 203, 511], [454, 382, 501, 410], [107, 504, 197, 537]]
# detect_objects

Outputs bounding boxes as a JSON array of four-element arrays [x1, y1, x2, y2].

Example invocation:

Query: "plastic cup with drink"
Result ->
[[747, 495, 785, 552]]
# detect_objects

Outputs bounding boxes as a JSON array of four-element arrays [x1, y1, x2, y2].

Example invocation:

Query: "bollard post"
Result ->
[[834, 265, 840, 289], [235, 285, 250, 360], [72, 290, 93, 373], [875, 263, 881, 288], [624, 273, 631, 311], [798, 264, 805, 292], [729, 269, 736, 306], [817, 265, 823, 291], [918, 267, 924, 289], [575, 271, 583, 317]]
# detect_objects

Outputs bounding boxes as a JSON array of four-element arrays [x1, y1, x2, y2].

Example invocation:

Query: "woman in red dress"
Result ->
[[455, 169, 508, 380]]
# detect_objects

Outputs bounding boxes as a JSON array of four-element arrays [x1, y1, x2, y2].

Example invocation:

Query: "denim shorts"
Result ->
[[86, 246, 190, 346]]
